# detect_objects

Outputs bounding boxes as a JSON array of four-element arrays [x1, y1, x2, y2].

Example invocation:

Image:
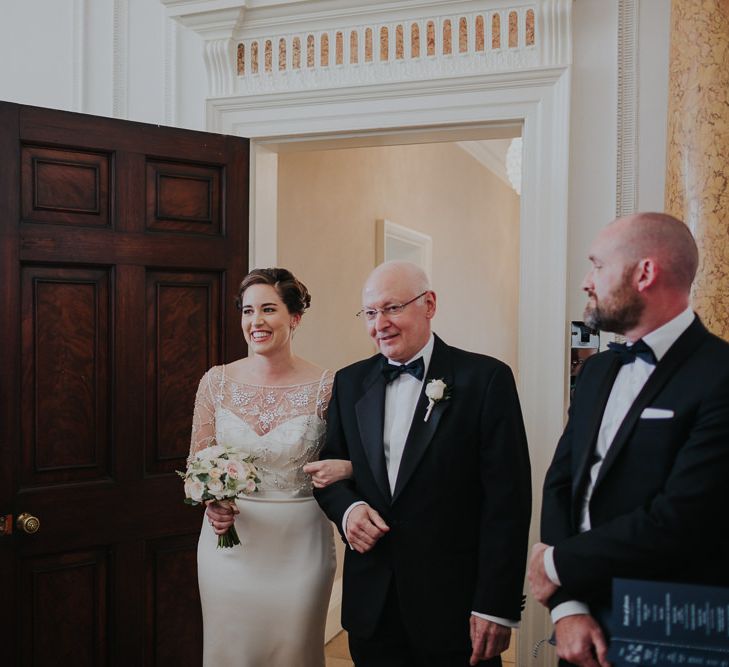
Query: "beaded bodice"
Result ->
[[189, 365, 333, 499]]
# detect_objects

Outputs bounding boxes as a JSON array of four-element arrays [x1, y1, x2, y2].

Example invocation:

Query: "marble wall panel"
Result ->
[[665, 0, 729, 340]]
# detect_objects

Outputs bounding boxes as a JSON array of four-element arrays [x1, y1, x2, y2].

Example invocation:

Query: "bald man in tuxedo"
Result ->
[[529, 213, 729, 667], [315, 261, 532, 666]]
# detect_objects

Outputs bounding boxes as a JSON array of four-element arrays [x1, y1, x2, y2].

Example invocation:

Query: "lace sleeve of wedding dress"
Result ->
[[316, 369, 334, 421], [188, 367, 219, 465]]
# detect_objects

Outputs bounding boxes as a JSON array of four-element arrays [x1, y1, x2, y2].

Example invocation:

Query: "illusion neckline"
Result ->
[[220, 365, 329, 389], [223, 377, 324, 389]]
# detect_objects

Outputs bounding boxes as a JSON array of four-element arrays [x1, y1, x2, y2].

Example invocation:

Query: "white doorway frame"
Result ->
[[207, 66, 570, 663]]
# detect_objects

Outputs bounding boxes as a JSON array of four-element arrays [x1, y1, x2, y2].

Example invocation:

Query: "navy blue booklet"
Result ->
[[608, 578, 729, 666]]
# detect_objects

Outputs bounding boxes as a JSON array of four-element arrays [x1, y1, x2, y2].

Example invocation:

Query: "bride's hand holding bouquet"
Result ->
[[178, 443, 260, 548]]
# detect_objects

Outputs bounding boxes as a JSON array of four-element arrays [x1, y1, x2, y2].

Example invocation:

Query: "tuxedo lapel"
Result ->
[[571, 357, 623, 503], [594, 318, 708, 489], [392, 336, 453, 503], [355, 359, 391, 503]]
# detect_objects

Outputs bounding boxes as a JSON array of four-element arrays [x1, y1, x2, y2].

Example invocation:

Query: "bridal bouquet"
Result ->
[[177, 444, 260, 548]]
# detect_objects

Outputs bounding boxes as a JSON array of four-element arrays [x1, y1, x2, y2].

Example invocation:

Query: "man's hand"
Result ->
[[345, 504, 389, 553], [554, 614, 611, 667], [528, 542, 558, 605], [469, 616, 511, 665]]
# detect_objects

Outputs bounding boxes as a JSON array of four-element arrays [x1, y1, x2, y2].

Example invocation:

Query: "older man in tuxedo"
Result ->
[[314, 261, 532, 667], [529, 213, 729, 667]]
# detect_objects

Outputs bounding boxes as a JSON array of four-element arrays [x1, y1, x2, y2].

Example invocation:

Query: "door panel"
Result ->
[[145, 534, 202, 665], [145, 160, 223, 235], [20, 548, 110, 667], [0, 102, 249, 665], [20, 264, 112, 486], [21, 145, 111, 227], [145, 270, 222, 476]]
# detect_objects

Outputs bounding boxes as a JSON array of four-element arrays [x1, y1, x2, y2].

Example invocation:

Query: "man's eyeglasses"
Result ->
[[356, 291, 428, 320]]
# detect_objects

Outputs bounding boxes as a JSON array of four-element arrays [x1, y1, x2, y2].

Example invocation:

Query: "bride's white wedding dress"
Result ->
[[189, 365, 336, 666]]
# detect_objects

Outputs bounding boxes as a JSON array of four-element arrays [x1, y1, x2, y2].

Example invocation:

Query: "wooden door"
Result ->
[[0, 102, 249, 666]]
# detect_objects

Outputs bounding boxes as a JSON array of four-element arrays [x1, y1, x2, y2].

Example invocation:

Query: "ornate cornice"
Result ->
[[163, 0, 572, 99], [165, 3, 245, 97]]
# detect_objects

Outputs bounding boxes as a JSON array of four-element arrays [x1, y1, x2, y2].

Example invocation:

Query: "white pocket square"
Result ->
[[640, 407, 674, 419]]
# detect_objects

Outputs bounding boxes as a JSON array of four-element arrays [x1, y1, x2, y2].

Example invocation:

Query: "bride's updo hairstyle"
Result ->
[[235, 268, 312, 316]]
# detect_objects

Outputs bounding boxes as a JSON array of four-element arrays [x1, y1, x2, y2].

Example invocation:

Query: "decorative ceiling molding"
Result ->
[[166, 4, 246, 34], [164, 0, 572, 99], [616, 0, 639, 216], [505, 136, 522, 194], [162, 0, 249, 12], [236, 0, 513, 32], [165, 4, 245, 97], [231, 2, 541, 96], [457, 140, 512, 189]]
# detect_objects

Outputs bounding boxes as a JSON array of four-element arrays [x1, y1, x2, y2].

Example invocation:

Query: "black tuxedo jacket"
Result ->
[[314, 335, 531, 650], [541, 317, 729, 615]]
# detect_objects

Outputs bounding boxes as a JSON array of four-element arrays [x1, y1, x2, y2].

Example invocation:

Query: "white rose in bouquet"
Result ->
[[225, 460, 245, 480], [185, 477, 205, 503], [207, 478, 225, 498], [196, 444, 225, 460]]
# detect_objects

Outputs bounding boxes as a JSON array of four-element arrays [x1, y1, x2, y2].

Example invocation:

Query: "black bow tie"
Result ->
[[382, 356, 425, 383], [607, 339, 657, 366]]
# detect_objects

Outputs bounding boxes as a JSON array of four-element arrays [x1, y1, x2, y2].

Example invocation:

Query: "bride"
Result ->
[[189, 268, 351, 666]]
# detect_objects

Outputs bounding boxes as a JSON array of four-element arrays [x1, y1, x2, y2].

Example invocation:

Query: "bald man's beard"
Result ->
[[584, 271, 644, 334]]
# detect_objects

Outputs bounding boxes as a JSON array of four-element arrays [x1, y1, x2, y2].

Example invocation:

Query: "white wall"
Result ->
[[567, 0, 619, 321], [1, 1, 80, 110], [0, 0, 207, 130], [567, 0, 671, 322], [637, 0, 671, 212], [277, 142, 520, 374]]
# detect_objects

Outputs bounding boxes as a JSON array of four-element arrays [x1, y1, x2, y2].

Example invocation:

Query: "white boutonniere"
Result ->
[[424, 378, 451, 422]]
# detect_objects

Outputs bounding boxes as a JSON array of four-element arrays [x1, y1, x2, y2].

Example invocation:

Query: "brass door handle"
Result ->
[[17, 513, 40, 534]]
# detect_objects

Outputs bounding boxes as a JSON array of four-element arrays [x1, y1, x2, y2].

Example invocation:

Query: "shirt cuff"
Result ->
[[544, 546, 561, 586], [550, 601, 590, 623], [471, 612, 519, 628], [342, 501, 368, 550]]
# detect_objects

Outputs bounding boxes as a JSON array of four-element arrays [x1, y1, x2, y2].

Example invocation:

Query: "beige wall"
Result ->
[[277, 141, 520, 376]]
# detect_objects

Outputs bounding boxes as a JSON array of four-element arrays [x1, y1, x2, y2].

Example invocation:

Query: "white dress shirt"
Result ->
[[343, 334, 518, 628], [341, 336, 435, 532], [383, 335, 435, 491], [547, 307, 695, 622]]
